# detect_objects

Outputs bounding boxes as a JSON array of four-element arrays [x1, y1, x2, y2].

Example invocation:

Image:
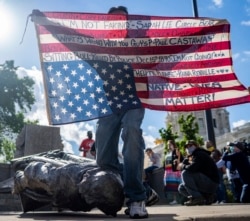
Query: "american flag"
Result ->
[[32, 10, 250, 125], [43, 60, 141, 124]]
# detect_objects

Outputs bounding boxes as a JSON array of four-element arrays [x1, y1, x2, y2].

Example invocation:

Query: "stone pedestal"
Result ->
[[0, 163, 12, 182], [148, 167, 168, 204], [0, 124, 64, 211], [15, 124, 63, 158]]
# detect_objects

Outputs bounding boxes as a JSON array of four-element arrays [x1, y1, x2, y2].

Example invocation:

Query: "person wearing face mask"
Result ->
[[222, 141, 250, 203], [178, 140, 220, 206]]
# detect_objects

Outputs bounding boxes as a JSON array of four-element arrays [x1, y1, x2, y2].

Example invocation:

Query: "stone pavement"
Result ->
[[1, 204, 250, 221]]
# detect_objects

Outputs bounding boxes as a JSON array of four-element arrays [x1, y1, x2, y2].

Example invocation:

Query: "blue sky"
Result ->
[[1, 0, 250, 154]]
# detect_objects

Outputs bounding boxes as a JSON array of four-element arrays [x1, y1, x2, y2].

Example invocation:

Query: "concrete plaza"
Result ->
[[1, 204, 250, 221]]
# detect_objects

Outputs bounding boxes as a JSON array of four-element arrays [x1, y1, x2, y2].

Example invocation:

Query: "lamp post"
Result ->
[[191, 0, 216, 147]]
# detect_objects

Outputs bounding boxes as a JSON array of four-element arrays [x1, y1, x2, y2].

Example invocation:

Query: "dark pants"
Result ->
[[231, 178, 242, 202], [178, 170, 218, 198], [216, 169, 227, 202], [144, 166, 158, 180], [241, 184, 250, 203]]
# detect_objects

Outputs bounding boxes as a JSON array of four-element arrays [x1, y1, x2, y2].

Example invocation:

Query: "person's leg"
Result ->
[[121, 108, 148, 218], [144, 166, 158, 181], [142, 181, 159, 206], [178, 182, 190, 198], [180, 170, 203, 198], [95, 114, 122, 173], [180, 170, 218, 206], [240, 184, 250, 203], [233, 178, 243, 202], [169, 170, 182, 204], [121, 108, 147, 203], [216, 170, 227, 203], [181, 170, 218, 197]]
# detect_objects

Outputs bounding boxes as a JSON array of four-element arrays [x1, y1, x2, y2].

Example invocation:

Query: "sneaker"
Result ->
[[184, 196, 205, 206], [169, 200, 178, 205], [129, 201, 148, 219], [146, 189, 159, 206], [124, 207, 130, 215]]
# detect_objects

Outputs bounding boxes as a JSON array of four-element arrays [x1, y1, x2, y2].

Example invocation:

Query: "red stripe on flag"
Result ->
[[32, 11, 250, 124], [135, 74, 239, 84], [132, 58, 232, 70], [39, 41, 230, 55], [36, 24, 229, 38], [141, 96, 250, 112]]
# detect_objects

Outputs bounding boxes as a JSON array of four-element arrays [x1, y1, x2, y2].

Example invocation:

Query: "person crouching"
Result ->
[[178, 140, 220, 206]]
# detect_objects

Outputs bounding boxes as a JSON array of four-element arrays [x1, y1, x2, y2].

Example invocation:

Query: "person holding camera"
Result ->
[[222, 141, 250, 203]]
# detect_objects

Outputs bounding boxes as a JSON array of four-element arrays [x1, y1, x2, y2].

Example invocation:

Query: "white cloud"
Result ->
[[147, 125, 157, 133], [143, 132, 156, 148], [212, 0, 223, 8], [17, 66, 48, 124], [62, 140, 74, 154], [239, 51, 250, 62], [232, 53, 240, 60], [243, 51, 250, 56], [232, 119, 248, 128], [241, 20, 250, 26], [245, 2, 250, 16], [233, 52, 250, 63]]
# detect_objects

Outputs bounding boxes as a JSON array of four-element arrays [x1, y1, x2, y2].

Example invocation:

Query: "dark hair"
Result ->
[[145, 148, 152, 153], [168, 140, 177, 149], [87, 131, 92, 138], [185, 140, 198, 148], [108, 6, 128, 14]]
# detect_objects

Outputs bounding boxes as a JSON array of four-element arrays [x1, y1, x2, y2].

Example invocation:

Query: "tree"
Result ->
[[0, 138, 16, 163], [177, 113, 204, 152], [159, 124, 179, 166], [158, 113, 204, 157], [0, 60, 35, 130], [0, 60, 37, 162]]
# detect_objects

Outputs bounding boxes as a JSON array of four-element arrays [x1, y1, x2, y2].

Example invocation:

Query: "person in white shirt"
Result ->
[[144, 148, 161, 181]]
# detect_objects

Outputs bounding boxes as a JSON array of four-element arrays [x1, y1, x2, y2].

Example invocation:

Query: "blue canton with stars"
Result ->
[[43, 60, 142, 124]]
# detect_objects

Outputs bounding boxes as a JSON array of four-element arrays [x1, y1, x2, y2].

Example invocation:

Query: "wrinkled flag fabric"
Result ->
[[32, 10, 250, 125]]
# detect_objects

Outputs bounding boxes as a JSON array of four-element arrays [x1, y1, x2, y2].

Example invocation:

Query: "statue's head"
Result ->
[[78, 168, 124, 216]]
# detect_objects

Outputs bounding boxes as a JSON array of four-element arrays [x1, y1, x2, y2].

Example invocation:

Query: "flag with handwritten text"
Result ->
[[32, 10, 250, 125]]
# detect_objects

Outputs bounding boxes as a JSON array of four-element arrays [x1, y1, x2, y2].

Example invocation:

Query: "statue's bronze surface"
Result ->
[[12, 150, 124, 216]]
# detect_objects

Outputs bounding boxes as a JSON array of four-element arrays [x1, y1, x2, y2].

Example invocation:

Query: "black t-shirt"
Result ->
[[184, 148, 220, 184]]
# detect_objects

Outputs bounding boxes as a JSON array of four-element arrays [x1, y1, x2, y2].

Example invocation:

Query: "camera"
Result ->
[[226, 142, 235, 147], [226, 140, 250, 156]]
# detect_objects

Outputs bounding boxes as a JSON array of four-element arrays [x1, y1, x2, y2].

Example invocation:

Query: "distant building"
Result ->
[[216, 122, 250, 150], [166, 108, 231, 141]]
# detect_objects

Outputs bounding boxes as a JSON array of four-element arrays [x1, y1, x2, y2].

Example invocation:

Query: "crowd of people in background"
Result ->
[[164, 139, 250, 205], [142, 138, 250, 206], [79, 131, 250, 207]]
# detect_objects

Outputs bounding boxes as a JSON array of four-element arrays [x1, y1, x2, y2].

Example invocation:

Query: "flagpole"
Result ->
[[191, 0, 216, 147]]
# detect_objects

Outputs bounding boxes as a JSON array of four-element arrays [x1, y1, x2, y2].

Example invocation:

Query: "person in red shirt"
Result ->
[[79, 131, 95, 158]]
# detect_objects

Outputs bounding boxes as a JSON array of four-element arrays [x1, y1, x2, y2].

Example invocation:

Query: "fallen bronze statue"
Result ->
[[12, 150, 124, 216]]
